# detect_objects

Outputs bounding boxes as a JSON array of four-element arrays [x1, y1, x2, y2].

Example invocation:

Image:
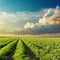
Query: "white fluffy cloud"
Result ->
[[0, 6, 60, 34], [0, 9, 47, 34], [24, 6, 60, 29], [22, 6, 60, 34], [24, 22, 34, 29]]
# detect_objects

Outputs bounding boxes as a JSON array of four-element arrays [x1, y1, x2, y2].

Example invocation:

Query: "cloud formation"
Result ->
[[23, 6, 60, 34], [0, 6, 60, 35]]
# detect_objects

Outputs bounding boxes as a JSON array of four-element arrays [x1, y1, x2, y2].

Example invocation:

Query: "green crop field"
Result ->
[[0, 37, 60, 60]]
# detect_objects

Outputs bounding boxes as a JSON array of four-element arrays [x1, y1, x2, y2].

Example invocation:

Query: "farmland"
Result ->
[[0, 37, 60, 60]]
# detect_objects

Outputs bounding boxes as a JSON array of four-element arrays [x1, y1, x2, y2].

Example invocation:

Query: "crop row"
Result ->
[[13, 39, 31, 60], [0, 39, 18, 60], [22, 38, 60, 60]]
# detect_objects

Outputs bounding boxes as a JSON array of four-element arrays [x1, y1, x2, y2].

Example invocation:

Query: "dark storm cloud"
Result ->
[[12, 24, 60, 35]]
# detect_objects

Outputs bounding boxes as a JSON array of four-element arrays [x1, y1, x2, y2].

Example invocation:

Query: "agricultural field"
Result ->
[[0, 37, 60, 60]]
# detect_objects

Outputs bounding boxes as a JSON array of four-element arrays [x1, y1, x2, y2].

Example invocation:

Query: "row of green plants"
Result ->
[[23, 38, 60, 60], [0, 39, 15, 49], [13, 39, 31, 60], [0, 38, 16, 44], [23, 39, 40, 59], [0, 39, 18, 60]]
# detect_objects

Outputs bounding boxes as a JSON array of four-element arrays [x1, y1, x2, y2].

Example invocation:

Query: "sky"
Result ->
[[0, 0, 59, 12], [0, 0, 60, 35]]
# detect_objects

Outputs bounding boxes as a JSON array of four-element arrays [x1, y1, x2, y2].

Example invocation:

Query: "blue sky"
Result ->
[[0, 0, 60, 35], [0, 0, 59, 12]]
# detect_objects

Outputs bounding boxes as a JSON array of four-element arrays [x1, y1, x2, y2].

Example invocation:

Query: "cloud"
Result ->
[[22, 6, 60, 34], [48, 6, 60, 25], [0, 9, 47, 34], [0, 6, 60, 35], [24, 22, 34, 29], [48, 13, 60, 25]]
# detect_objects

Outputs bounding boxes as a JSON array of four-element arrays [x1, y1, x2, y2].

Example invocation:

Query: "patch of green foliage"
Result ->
[[0, 38, 60, 60]]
